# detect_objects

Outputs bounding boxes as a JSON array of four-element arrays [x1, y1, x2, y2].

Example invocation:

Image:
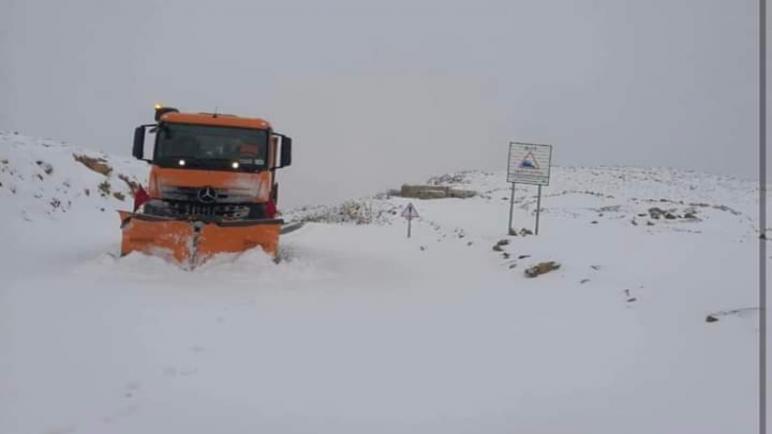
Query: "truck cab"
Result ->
[[120, 106, 293, 265], [132, 107, 292, 221]]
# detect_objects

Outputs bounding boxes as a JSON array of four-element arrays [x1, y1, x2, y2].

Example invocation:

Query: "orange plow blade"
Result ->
[[118, 211, 283, 266]]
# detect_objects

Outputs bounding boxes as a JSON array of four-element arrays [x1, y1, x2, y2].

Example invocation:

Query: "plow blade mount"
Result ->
[[118, 211, 283, 265]]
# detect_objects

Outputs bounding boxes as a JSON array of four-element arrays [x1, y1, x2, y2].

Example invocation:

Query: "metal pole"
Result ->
[[407, 217, 412, 238], [759, 2, 767, 434], [508, 182, 516, 235], [535, 185, 542, 235]]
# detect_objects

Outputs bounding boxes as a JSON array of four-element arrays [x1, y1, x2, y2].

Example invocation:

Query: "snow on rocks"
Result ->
[[0, 131, 147, 221]]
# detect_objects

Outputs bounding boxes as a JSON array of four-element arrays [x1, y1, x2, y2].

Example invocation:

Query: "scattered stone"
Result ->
[[466, 241, 473, 246], [597, 205, 621, 213], [36, 160, 54, 175], [580, 278, 590, 284], [519, 228, 533, 236], [524, 261, 561, 278], [492, 239, 510, 251], [419, 246, 426, 251], [591, 220, 598, 224], [590, 265, 601, 270], [501, 252, 510, 259], [518, 254, 530, 260], [509, 263, 517, 269], [631, 218, 638, 226], [626, 297, 637, 303], [646, 221, 655, 226], [664, 212, 677, 220], [113, 192, 126, 201], [98, 180, 111, 196], [648, 207, 666, 219], [705, 315, 719, 323], [118, 174, 140, 193], [84, 188, 90, 196], [73, 154, 112, 176]]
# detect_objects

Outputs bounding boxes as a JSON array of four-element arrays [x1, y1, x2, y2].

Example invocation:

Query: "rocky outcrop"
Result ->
[[398, 184, 476, 200]]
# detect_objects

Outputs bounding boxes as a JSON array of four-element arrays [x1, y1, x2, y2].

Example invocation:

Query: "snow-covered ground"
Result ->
[[0, 132, 767, 434]]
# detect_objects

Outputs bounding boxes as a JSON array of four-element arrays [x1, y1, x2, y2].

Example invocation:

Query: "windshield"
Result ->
[[154, 123, 268, 170]]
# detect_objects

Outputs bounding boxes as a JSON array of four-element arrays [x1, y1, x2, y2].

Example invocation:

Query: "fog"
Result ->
[[0, 0, 763, 207]]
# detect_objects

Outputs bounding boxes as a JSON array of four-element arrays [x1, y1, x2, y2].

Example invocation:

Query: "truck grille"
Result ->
[[159, 185, 257, 203], [166, 202, 250, 219]]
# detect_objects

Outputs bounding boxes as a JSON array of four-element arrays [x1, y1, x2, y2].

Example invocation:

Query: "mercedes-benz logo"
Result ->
[[197, 187, 217, 203]]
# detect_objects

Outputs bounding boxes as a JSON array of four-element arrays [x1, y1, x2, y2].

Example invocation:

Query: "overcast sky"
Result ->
[[0, 0, 764, 207]]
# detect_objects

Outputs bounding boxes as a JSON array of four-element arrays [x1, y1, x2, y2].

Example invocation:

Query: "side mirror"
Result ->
[[132, 126, 145, 160], [280, 136, 292, 168]]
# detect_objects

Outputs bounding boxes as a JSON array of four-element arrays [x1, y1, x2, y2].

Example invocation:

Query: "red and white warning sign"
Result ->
[[401, 203, 419, 238], [401, 202, 419, 219], [507, 142, 552, 185]]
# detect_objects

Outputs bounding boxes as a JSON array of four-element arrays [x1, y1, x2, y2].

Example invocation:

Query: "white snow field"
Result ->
[[0, 132, 767, 434]]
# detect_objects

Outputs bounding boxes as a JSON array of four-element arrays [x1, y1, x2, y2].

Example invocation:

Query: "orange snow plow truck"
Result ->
[[118, 105, 292, 266]]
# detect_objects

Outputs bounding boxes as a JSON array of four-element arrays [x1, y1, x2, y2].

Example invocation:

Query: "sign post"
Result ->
[[508, 182, 516, 235], [401, 202, 419, 238], [507, 142, 553, 235]]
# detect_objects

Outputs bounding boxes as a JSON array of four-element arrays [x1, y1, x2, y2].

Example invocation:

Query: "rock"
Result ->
[[398, 184, 475, 199], [519, 228, 533, 236], [492, 239, 510, 252], [36, 160, 53, 175], [580, 278, 590, 284], [524, 261, 561, 278], [426, 173, 467, 184], [118, 174, 140, 193], [400, 184, 449, 199], [591, 220, 598, 224], [518, 254, 530, 259], [448, 189, 476, 199], [98, 180, 111, 197], [73, 154, 112, 176], [648, 207, 665, 219], [705, 315, 719, 323], [502, 252, 510, 259]]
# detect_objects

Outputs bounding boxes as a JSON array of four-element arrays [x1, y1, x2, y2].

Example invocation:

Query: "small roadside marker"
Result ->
[[401, 203, 420, 238]]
